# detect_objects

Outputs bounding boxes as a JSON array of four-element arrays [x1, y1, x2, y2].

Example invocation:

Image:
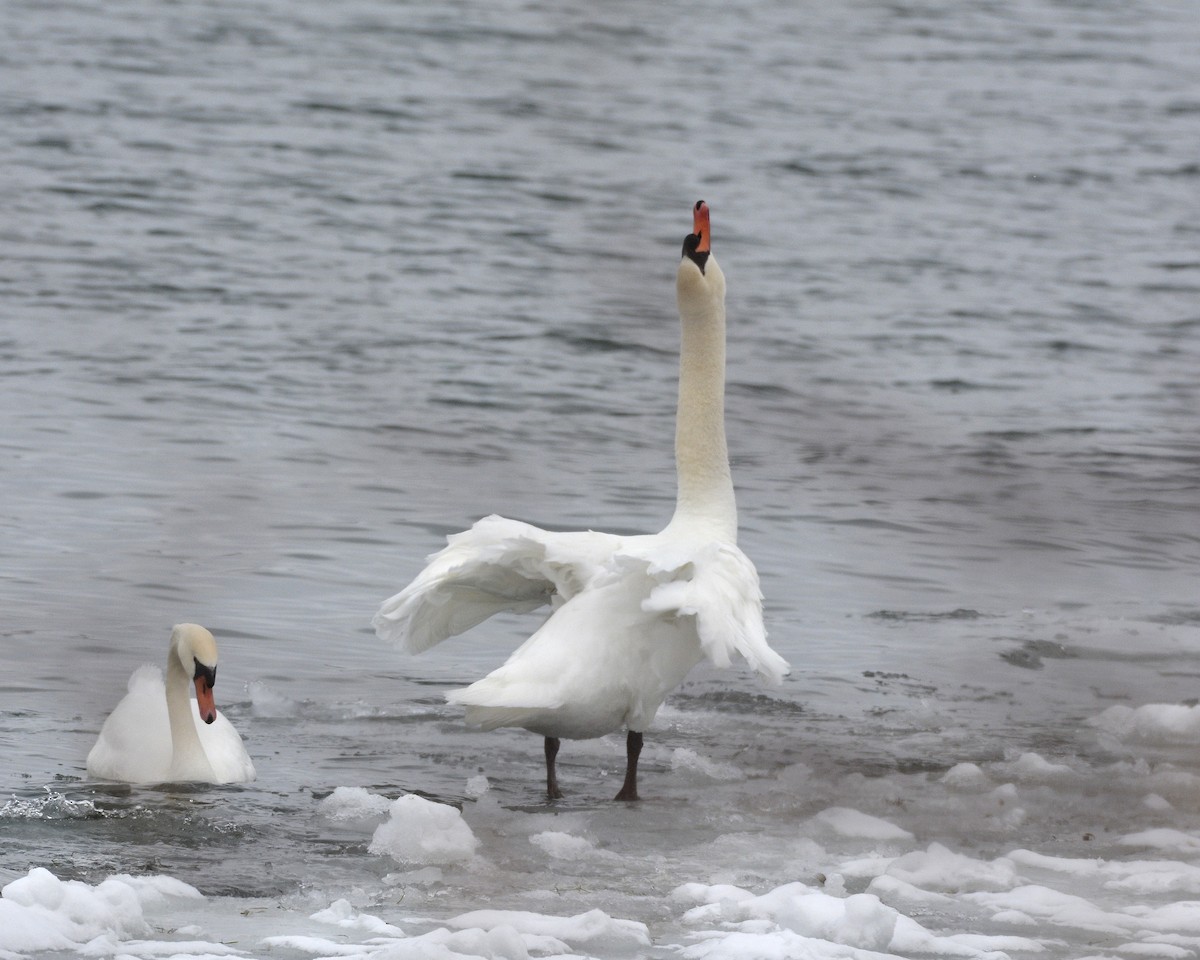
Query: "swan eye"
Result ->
[[193, 657, 217, 690], [681, 233, 708, 274]]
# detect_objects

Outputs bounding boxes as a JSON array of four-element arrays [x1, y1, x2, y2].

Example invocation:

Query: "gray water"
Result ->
[[2, 0, 1200, 956]]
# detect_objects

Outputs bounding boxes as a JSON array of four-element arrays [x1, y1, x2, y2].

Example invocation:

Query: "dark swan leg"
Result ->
[[545, 736, 564, 800], [613, 730, 643, 801]]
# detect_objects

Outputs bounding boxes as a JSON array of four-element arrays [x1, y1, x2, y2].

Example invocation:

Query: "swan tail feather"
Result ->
[[457, 706, 555, 732], [447, 681, 567, 731]]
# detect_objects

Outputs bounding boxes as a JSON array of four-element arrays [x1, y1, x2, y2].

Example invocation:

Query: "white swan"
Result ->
[[86, 623, 256, 785], [373, 201, 788, 800]]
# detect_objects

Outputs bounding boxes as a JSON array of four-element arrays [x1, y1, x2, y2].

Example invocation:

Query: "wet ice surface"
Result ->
[[3, 0, 1200, 956], [8, 632, 1200, 960]]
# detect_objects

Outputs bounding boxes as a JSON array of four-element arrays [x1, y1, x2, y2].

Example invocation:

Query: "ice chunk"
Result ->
[[832, 893, 897, 950], [1089, 704, 1200, 746], [369, 794, 479, 865], [884, 842, 1018, 892], [675, 881, 898, 952], [260, 935, 367, 955], [318, 786, 393, 822], [964, 884, 1134, 936], [672, 882, 757, 907], [811, 807, 914, 841], [447, 907, 651, 953], [343, 924, 538, 959], [680, 928, 827, 959], [0, 868, 202, 956], [529, 830, 597, 860], [310, 898, 404, 935], [1119, 828, 1200, 855], [670, 748, 745, 782], [1005, 751, 1077, 782], [940, 762, 989, 791]]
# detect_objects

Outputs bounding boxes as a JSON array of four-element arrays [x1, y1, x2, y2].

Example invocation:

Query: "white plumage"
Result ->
[[86, 623, 256, 785], [374, 202, 788, 799]]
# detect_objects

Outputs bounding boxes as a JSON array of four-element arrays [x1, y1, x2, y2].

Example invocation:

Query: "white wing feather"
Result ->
[[372, 514, 622, 653], [641, 541, 789, 684]]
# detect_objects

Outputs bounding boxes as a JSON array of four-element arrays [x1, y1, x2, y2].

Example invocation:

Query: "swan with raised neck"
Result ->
[[372, 201, 788, 803], [666, 199, 737, 543]]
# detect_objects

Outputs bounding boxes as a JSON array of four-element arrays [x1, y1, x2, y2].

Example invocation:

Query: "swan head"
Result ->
[[677, 200, 725, 317], [171, 623, 219, 725]]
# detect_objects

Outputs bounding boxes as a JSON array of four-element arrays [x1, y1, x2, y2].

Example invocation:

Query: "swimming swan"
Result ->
[[373, 201, 789, 800], [86, 623, 256, 784]]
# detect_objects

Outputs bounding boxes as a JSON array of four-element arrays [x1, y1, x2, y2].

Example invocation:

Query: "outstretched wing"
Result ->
[[640, 541, 790, 684], [372, 514, 622, 654]]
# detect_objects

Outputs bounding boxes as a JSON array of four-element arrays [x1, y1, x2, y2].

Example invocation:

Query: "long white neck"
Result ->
[[165, 648, 215, 781], [666, 265, 737, 541]]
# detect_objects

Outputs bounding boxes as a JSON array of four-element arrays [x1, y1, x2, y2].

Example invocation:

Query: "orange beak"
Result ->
[[194, 676, 217, 724], [693, 200, 711, 253]]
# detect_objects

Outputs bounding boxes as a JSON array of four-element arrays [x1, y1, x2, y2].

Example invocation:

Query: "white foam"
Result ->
[[0, 790, 101, 822], [246, 680, 301, 718]]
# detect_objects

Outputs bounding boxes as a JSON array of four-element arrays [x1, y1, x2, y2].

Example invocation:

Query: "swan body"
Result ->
[[374, 202, 789, 799], [86, 623, 256, 785]]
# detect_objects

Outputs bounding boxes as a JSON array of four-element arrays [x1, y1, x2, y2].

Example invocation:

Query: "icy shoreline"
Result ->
[[7, 698, 1200, 960]]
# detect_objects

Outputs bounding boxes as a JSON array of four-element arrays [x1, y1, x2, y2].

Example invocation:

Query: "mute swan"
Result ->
[[86, 623, 256, 785], [374, 201, 789, 801]]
